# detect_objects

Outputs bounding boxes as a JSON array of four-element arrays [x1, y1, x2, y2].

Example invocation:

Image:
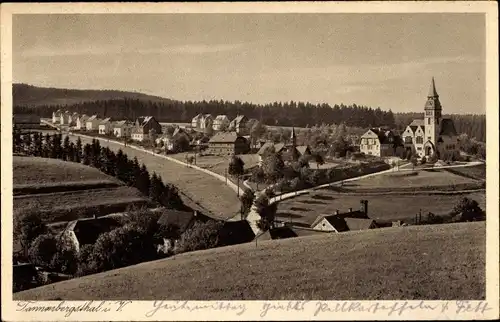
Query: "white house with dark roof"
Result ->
[[228, 115, 248, 134], [131, 116, 162, 141], [52, 109, 62, 124], [191, 114, 203, 128], [113, 120, 133, 138], [402, 77, 459, 160], [360, 127, 404, 157], [213, 115, 230, 131], [85, 115, 100, 131], [98, 118, 113, 135], [76, 114, 88, 130]]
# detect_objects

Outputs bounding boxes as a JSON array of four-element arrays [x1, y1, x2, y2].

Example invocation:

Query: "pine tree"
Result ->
[[33, 132, 43, 157], [62, 136, 70, 161], [75, 137, 82, 163], [82, 144, 91, 165], [149, 173, 163, 202], [136, 164, 151, 196], [22, 133, 32, 155]]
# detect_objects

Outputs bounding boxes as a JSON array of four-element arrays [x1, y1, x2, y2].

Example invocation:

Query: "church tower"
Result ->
[[424, 77, 442, 146], [290, 127, 297, 147]]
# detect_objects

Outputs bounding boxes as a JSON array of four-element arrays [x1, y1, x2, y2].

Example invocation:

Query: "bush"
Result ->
[[175, 220, 223, 253], [28, 234, 58, 268], [50, 247, 78, 275], [14, 210, 48, 256], [239, 188, 255, 218], [228, 155, 245, 176]]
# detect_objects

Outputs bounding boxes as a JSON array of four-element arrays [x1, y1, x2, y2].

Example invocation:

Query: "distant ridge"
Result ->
[[13, 83, 174, 107]]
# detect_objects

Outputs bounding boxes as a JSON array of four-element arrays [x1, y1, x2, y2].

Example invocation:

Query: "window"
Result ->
[[417, 147, 422, 151], [428, 118, 431, 125], [427, 137, 431, 141], [404, 136, 413, 144], [416, 136, 423, 144]]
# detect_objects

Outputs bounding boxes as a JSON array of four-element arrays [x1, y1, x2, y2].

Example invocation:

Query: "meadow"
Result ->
[[13, 156, 150, 223], [14, 222, 485, 300], [67, 135, 241, 219]]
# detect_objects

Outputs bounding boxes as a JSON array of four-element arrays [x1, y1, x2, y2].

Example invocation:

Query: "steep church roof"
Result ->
[[439, 118, 458, 136], [428, 77, 439, 97]]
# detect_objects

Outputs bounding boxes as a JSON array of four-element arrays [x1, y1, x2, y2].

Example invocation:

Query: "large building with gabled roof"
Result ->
[[402, 77, 459, 160]]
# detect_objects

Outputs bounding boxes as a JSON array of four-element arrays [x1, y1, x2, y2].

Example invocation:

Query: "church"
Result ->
[[402, 77, 459, 160]]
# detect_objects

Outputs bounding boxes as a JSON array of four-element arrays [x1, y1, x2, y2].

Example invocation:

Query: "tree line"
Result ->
[[15, 98, 396, 129], [13, 130, 184, 209]]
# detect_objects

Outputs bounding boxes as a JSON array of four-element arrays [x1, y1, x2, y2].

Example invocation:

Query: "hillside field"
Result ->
[[14, 222, 485, 300], [67, 135, 241, 219], [13, 156, 150, 223], [340, 167, 484, 192], [276, 190, 486, 225]]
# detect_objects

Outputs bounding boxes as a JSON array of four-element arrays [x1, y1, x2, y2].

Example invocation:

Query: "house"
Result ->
[[359, 127, 404, 157], [310, 200, 377, 232], [217, 220, 255, 246], [200, 114, 214, 130], [85, 115, 100, 131], [60, 217, 121, 253], [213, 115, 230, 131], [52, 109, 62, 124], [296, 145, 312, 158], [156, 210, 211, 253], [75, 114, 89, 130], [98, 118, 113, 135], [401, 77, 459, 160], [207, 132, 250, 155], [131, 116, 162, 141], [59, 111, 72, 125], [191, 114, 203, 128], [68, 112, 79, 125], [228, 115, 248, 134], [156, 135, 174, 151], [257, 142, 286, 165], [113, 120, 133, 138], [13, 114, 41, 130]]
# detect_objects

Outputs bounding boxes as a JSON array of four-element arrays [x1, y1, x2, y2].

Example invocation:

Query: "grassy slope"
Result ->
[[70, 135, 241, 219], [13, 156, 119, 187], [13, 156, 149, 222], [14, 186, 149, 222], [13, 83, 173, 107], [15, 222, 485, 300], [277, 190, 486, 225], [343, 168, 481, 190]]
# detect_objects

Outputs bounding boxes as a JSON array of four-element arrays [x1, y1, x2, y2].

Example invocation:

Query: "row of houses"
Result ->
[[52, 110, 163, 141], [191, 114, 248, 134]]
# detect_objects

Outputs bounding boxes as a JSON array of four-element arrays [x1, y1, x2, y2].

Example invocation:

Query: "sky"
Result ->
[[13, 13, 486, 114]]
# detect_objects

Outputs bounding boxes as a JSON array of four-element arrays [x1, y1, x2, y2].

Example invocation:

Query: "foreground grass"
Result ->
[[277, 190, 486, 225], [69, 135, 241, 219], [15, 222, 485, 300], [13, 156, 119, 187]]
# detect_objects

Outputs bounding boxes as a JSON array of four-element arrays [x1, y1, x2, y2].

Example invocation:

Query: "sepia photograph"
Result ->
[[1, 2, 498, 321]]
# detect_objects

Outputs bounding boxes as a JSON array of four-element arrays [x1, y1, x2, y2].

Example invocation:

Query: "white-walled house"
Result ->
[[213, 115, 230, 131], [98, 118, 113, 135], [76, 114, 89, 130], [52, 109, 62, 124], [60, 111, 71, 125], [191, 114, 203, 128], [113, 120, 132, 138], [359, 128, 404, 157], [85, 115, 100, 131]]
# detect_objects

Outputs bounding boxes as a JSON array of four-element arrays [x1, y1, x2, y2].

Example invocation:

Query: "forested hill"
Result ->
[[395, 112, 486, 142], [13, 83, 174, 107], [15, 97, 397, 129], [14, 85, 485, 142]]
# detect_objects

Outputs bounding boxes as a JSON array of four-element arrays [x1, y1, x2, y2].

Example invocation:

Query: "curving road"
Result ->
[[66, 134, 241, 220]]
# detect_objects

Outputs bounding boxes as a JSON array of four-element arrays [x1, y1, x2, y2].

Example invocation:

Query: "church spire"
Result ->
[[290, 127, 297, 146], [428, 77, 438, 98]]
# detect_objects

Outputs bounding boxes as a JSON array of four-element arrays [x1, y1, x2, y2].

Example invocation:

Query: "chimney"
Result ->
[[349, 208, 352, 213], [360, 200, 368, 216]]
